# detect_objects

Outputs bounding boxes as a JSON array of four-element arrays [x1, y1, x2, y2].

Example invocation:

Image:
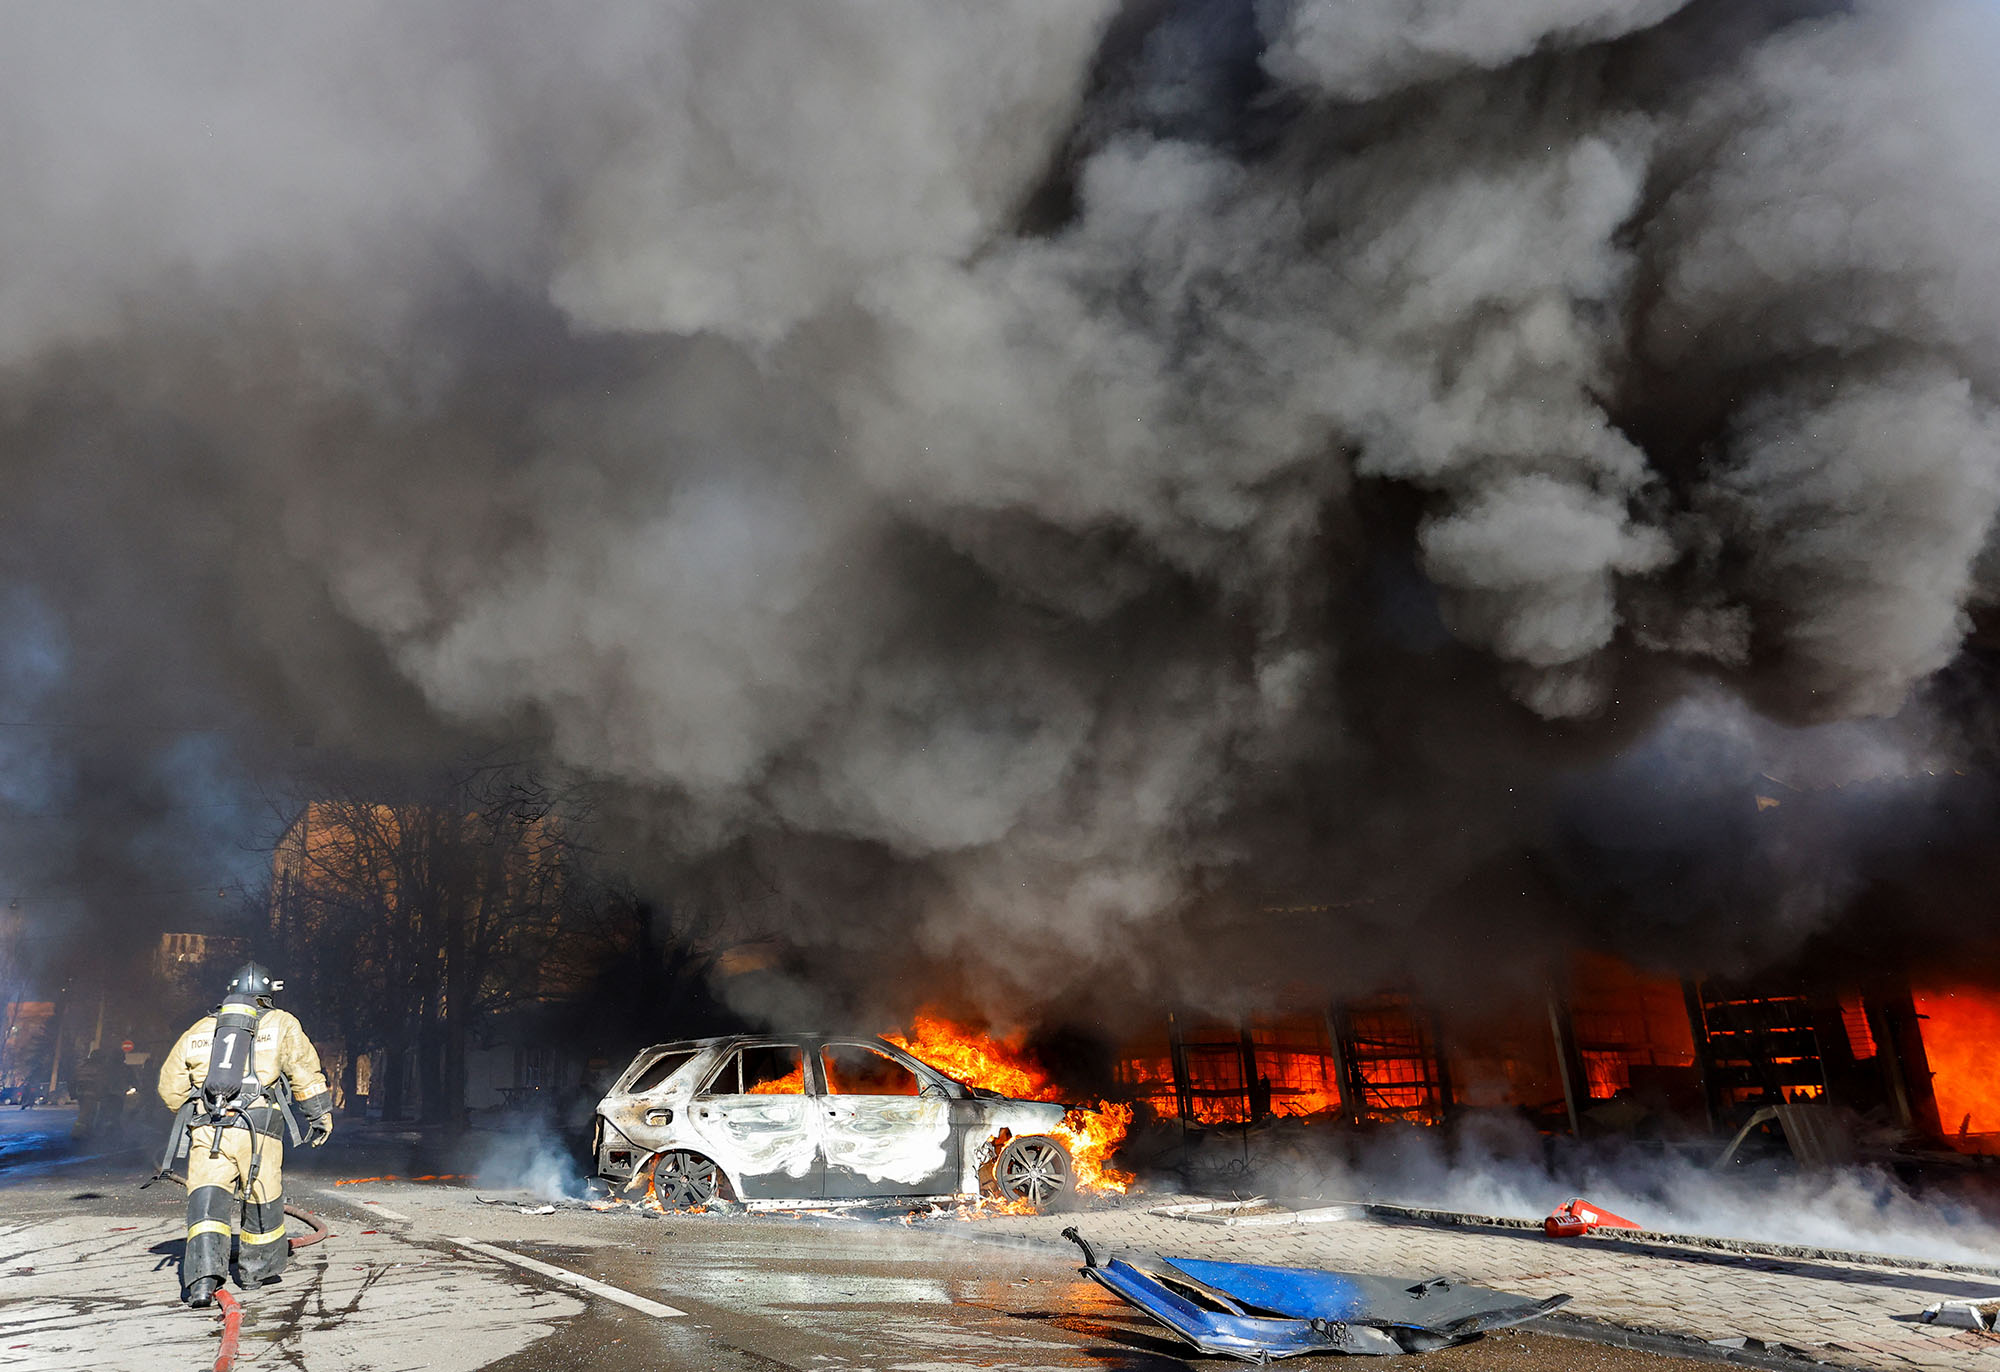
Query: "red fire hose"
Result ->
[[283, 1203, 329, 1251], [211, 1289, 243, 1372], [172, 1178, 331, 1372]]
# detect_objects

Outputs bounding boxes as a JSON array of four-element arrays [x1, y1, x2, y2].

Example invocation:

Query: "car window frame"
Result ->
[[613, 1044, 698, 1095], [817, 1040, 953, 1099], [625, 1048, 702, 1096], [871, 1040, 966, 1098], [698, 1040, 808, 1098]]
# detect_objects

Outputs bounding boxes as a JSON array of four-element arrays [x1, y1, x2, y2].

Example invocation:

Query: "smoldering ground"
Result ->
[[2, 0, 2000, 1028]]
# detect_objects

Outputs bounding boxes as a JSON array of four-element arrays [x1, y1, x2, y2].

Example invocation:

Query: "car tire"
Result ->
[[993, 1134, 1074, 1211], [648, 1150, 726, 1209]]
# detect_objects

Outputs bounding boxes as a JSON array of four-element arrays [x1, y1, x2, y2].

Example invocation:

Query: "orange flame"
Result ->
[[1914, 986, 2000, 1151], [1054, 1101, 1133, 1194], [1270, 1088, 1342, 1118], [746, 1063, 806, 1095], [884, 1010, 1133, 1194], [885, 1013, 1048, 1099]]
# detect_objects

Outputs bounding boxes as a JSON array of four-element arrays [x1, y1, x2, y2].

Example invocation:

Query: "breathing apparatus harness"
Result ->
[[155, 993, 304, 1191]]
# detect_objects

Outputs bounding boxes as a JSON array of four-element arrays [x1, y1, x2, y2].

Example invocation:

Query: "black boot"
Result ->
[[185, 1276, 221, 1308]]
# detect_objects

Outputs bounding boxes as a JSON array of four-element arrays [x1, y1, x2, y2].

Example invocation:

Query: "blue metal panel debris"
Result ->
[[1063, 1227, 1569, 1361]]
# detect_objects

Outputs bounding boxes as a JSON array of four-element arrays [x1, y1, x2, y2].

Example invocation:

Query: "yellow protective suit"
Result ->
[[158, 1003, 330, 1295]]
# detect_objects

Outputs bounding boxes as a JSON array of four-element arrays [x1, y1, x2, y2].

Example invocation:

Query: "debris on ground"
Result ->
[[1062, 1226, 1569, 1361], [580, 1193, 725, 1217], [1704, 1335, 1828, 1359], [1145, 1197, 1367, 1227], [473, 1196, 564, 1215], [1150, 1198, 1277, 1220], [898, 1196, 1041, 1224], [1920, 1298, 2000, 1332], [1713, 1103, 1861, 1171], [1543, 1198, 1643, 1237]]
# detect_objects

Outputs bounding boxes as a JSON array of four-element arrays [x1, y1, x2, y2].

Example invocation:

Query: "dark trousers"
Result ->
[[181, 1122, 288, 1295]]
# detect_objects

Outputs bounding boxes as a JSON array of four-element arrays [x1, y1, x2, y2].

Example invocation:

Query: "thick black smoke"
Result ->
[[3, 0, 1999, 1028]]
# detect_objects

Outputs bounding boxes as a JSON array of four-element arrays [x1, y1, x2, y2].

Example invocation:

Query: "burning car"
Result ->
[[592, 1034, 1079, 1209]]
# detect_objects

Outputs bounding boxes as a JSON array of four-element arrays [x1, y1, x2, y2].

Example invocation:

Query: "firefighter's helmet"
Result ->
[[224, 962, 284, 1003]]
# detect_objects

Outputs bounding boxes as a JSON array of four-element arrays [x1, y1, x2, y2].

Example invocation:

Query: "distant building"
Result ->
[[152, 932, 247, 980], [0, 1001, 54, 1090]]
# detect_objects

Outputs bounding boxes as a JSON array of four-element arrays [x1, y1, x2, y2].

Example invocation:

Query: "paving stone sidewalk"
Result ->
[[926, 1206, 2000, 1371]]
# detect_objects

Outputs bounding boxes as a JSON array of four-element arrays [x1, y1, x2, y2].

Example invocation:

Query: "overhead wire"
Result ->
[[0, 720, 230, 732], [1, 882, 256, 907]]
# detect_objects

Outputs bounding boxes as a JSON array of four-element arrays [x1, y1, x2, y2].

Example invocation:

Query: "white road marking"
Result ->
[[454, 1237, 688, 1318], [320, 1190, 412, 1221]]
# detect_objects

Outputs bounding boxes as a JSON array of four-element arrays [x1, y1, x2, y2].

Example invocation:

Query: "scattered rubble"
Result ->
[[1148, 1198, 1365, 1228], [1920, 1299, 2000, 1333]]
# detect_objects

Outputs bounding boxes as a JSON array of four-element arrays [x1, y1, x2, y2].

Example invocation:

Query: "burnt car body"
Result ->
[[593, 1034, 1073, 1206]]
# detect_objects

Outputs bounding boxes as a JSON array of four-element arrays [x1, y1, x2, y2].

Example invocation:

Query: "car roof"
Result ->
[[630, 1033, 909, 1055]]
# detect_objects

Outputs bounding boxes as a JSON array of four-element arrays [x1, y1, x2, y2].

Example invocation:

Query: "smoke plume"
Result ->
[[3, 0, 1999, 1024]]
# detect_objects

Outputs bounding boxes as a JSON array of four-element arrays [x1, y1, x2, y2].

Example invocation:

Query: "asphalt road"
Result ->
[[0, 1114, 1727, 1372]]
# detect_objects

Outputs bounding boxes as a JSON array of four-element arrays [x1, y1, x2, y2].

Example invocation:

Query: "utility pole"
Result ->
[[46, 989, 68, 1096], [0, 1001, 18, 1088]]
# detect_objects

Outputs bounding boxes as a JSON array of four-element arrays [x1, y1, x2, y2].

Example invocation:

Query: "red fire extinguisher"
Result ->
[[1544, 1197, 1643, 1237]]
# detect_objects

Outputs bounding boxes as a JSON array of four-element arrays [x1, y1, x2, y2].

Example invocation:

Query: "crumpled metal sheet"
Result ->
[[1064, 1227, 1569, 1361]]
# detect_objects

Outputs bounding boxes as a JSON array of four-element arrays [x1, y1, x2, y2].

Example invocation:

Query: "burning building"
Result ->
[[1098, 957, 1999, 1169]]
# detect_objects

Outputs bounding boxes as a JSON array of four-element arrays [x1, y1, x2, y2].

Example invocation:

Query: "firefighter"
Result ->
[[70, 1047, 114, 1140], [157, 962, 333, 1308]]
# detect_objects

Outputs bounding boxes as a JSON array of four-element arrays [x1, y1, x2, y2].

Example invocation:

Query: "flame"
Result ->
[[746, 1063, 806, 1095], [1914, 986, 2000, 1150], [900, 1195, 1041, 1223], [1054, 1101, 1133, 1193], [883, 1013, 1045, 1098], [884, 1010, 1133, 1194], [1269, 1088, 1341, 1118]]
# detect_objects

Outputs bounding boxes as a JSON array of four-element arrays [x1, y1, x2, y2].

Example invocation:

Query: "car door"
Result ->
[[815, 1040, 958, 1198], [683, 1041, 823, 1200]]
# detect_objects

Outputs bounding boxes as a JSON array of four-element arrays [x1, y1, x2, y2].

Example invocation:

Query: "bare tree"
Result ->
[[267, 759, 612, 1127]]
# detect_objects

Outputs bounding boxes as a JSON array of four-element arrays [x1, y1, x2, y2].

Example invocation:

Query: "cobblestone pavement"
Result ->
[[928, 1206, 2000, 1371]]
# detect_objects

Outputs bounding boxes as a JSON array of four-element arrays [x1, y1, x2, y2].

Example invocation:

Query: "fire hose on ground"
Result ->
[[162, 1171, 330, 1372], [210, 1207, 326, 1372]]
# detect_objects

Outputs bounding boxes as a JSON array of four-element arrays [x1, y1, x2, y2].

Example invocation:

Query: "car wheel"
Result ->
[[649, 1149, 724, 1208], [993, 1135, 1073, 1210]]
